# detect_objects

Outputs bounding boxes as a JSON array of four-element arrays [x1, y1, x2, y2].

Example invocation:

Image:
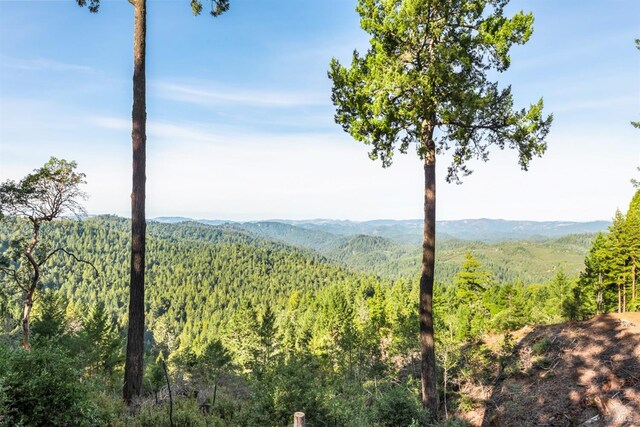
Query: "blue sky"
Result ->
[[0, 0, 638, 221]]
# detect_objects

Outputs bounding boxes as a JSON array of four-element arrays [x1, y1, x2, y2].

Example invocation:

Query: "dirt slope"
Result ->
[[465, 313, 640, 426]]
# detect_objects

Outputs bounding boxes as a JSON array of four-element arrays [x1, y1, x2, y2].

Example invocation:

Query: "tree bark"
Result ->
[[22, 220, 41, 351], [596, 272, 603, 315], [124, 0, 147, 405], [618, 283, 622, 313], [419, 127, 438, 418], [632, 264, 636, 302], [22, 289, 34, 351], [212, 383, 218, 410]]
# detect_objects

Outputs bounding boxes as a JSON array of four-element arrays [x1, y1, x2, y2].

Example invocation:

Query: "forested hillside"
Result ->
[[155, 216, 610, 245], [199, 218, 593, 283], [1, 206, 635, 425], [324, 233, 592, 283], [0, 216, 381, 351]]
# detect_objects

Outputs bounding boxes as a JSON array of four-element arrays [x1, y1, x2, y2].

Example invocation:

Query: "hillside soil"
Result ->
[[461, 313, 640, 426]]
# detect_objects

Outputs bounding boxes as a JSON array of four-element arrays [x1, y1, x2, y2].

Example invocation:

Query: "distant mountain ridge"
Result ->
[[151, 217, 610, 243], [143, 216, 601, 282]]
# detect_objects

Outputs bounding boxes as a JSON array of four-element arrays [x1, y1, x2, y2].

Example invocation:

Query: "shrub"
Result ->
[[531, 336, 552, 356], [371, 385, 427, 427], [456, 393, 477, 412], [0, 345, 99, 426]]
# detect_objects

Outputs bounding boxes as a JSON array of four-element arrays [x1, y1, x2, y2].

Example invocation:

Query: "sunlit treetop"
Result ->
[[329, 0, 553, 183]]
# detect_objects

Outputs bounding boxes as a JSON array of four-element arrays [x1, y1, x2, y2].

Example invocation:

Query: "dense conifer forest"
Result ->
[[0, 188, 638, 425]]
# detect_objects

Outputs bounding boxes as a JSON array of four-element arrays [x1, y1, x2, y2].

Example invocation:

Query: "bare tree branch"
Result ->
[[38, 247, 99, 278]]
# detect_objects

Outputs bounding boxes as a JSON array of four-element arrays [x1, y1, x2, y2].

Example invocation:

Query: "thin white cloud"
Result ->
[[0, 55, 92, 72], [89, 115, 348, 149], [89, 116, 129, 131], [551, 96, 638, 113], [155, 81, 327, 108]]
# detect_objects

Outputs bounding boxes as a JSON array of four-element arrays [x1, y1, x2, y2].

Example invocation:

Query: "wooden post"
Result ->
[[293, 411, 305, 427]]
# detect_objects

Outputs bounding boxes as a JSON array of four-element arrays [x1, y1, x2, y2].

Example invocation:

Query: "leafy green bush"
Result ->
[[0, 345, 99, 427], [371, 385, 427, 427]]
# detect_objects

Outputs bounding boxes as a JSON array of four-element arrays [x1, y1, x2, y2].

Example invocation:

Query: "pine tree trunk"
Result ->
[[632, 264, 636, 302], [124, 0, 147, 405], [597, 272, 603, 314], [212, 383, 217, 409], [618, 283, 622, 313], [419, 129, 438, 418]]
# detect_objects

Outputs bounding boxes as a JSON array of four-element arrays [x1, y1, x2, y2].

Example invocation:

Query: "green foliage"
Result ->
[[83, 301, 123, 378], [531, 336, 552, 356], [133, 399, 208, 427], [456, 393, 478, 413], [432, 418, 470, 427], [371, 385, 427, 427], [0, 345, 99, 427], [241, 355, 333, 427], [454, 252, 492, 304], [0, 157, 86, 220], [257, 304, 277, 369], [329, 0, 552, 179], [0, 205, 632, 425], [190, 0, 229, 17], [577, 189, 640, 314], [173, 339, 231, 389], [143, 356, 165, 402], [31, 290, 68, 345], [200, 339, 232, 381]]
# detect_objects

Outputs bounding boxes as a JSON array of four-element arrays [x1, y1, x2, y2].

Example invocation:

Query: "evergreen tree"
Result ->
[[83, 301, 122, 377], [225, 301, 260, 373], [625, 190, 640, 308], [199, 339, 231, 409], [329, 0, 552, 414], [144, 356, 165, 404], [76, 0, 230, 404], [454, 252, 492, 305], [609, 210, 629, 312], [31, 291, 68, 345], [257, 304, 277, 370], [579, 233, 610, 315]]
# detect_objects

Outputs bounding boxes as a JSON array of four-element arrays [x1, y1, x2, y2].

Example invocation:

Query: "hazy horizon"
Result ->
[[97, 214, 613, 224]]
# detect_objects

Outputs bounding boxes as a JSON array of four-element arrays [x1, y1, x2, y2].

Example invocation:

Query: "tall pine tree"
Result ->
[[75, 0, 230, 403], [329, 0, 552, 414]]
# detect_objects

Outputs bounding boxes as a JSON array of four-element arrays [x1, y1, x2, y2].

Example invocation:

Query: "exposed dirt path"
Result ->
[[466, 313, 640, 426]]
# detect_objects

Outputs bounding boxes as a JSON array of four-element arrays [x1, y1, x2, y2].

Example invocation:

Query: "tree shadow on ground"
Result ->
[[480, 314, 640, 427]]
